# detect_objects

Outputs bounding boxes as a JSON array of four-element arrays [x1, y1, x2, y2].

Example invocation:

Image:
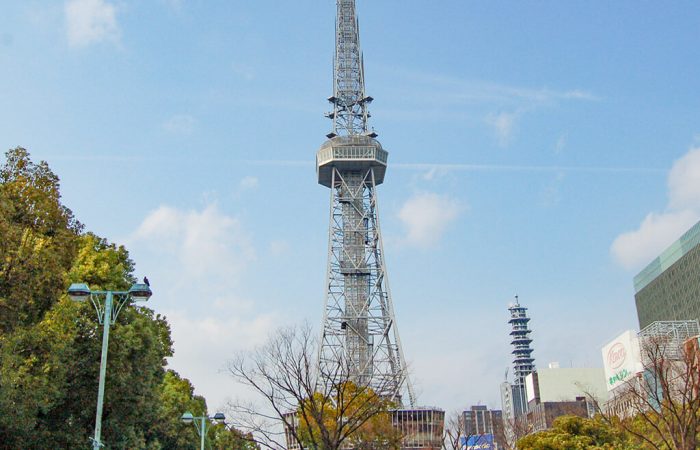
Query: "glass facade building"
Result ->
[[634, 220, 700, 329], [462, 405, 504, 449]]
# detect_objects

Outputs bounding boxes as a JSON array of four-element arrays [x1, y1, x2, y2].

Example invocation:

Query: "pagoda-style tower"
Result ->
[[316, 0, 414, 407], [508, 296, 535, 416]]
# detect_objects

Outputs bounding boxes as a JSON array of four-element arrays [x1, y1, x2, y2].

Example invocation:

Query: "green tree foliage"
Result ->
[[0, 148, 245, 449], [151, 369, 208, 449], [625, 407, 700, 450], [0, 232, 175, 448], [517, 415, 636, 450], [0, 147, 81, 332], [67, 232, 136, 290], [151, 370, 259, 449], [209, 424, 260, 450]]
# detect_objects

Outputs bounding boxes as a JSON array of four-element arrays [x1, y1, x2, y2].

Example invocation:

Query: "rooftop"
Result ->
[[633, 219, 700, 293]]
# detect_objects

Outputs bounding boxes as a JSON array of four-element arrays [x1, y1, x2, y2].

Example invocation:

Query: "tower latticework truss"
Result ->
[[316, 0, 414, 407]]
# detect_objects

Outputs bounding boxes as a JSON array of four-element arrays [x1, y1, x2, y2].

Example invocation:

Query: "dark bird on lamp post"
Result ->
[[143, 276, 150, 287]]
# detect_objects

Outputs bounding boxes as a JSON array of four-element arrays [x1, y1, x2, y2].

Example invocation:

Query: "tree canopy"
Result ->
[[0, 147, 244, 449], [517, 415, 636, 450], [297, 382, 401, 450], [0, 147, 81, 332]]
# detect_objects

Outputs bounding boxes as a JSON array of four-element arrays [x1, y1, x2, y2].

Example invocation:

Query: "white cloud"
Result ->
[[398, 192, 463, 248], [560, 89, 599, 101], [374, 67, 598, 146], [485, 112, 517, 147], [239, 176, 259, 191], [132, 203, 254, 280], [233, 176, 260, 199], [232, 62, 255, 81], [611, 210, 699, 270], [411, 344, 499, 413], [268, 239, 290, 257], [165, 310, 276, 409], [668, 148, 700, 210], [65, 0, 120, 47], [402, 313, 509, 413], [611, 146, 700, 270], [421, 167, 438, 181], [396, 69, 600, 107], [375, 67, 598, 121], [162, 114, 197, 136], [160, 0, 183, 13], [554, 133, 567, 155], [128, 203, 270, 409], [539, 172, 565, 207]]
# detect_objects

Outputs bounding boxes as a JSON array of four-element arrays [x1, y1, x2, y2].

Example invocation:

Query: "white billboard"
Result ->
[[601, 330, 643, 391], [525, 373, 536, 403]]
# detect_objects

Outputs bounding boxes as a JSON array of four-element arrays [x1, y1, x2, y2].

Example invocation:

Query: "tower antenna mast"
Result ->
[[326, 0, 374, 138]]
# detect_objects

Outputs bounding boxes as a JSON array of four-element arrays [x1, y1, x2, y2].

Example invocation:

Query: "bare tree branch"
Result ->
[[226, 322, 401, 450], [599, 333, 700, 450]]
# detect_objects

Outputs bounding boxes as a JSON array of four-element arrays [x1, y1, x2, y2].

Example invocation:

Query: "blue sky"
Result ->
[[2, 0, 700, 414]]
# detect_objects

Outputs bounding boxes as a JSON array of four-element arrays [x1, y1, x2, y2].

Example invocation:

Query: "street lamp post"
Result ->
[[181, 411, 226, 450], [67, 282, 152, 450]]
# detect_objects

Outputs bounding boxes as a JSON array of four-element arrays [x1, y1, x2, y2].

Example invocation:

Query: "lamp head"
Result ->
[[180, 412, 194, 424], [67, 283, 91, 302], [128, 283, 152, 302], [213, 412, 226, 424]]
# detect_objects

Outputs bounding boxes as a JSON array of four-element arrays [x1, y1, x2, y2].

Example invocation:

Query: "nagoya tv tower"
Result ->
[[316, 0, 415, 407]]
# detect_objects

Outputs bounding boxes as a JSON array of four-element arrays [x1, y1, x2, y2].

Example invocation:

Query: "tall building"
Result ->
[[634, 220, 700, 329], [500, 296, 536, 446], [463, 405, 503, 436], [526, 400, 588, 434], [499, 380, 514, 442], [524, 364, 607, 423], [525, 364, 607, 409], [499, 380, 514, 423], [314, 2, 444, 449], [508, 296, 535, 416], [462, 405, 504, 449]]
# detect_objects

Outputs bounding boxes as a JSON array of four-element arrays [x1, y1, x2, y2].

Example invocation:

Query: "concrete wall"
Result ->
[[530, 367, 607, 405]]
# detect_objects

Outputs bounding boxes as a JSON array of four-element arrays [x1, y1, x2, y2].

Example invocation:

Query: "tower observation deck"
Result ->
[[316, 0, 414, 407]]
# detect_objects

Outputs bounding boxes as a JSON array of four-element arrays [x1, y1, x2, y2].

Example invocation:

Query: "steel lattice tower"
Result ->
[[316, 0, 415, 407]]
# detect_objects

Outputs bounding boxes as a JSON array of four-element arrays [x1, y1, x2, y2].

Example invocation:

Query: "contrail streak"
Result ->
[[244, 159, 664, 174], [46, 156, 665, 174]]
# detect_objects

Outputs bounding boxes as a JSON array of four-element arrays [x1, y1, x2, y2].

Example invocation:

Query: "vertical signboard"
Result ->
[[601, 330, 643, 391], [525, 373, 536, 403]]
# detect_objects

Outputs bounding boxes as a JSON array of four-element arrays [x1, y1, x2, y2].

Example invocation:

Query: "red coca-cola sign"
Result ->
[[607, 343, 626, 369]]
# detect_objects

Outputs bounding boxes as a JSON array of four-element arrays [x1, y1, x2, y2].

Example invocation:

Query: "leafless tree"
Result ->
[[226, 322, 400, 450], [442, 409, 508, 450], [441, 411, 463, 450], [595, 334, 700, 450], [496, 414, 533, 450]]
